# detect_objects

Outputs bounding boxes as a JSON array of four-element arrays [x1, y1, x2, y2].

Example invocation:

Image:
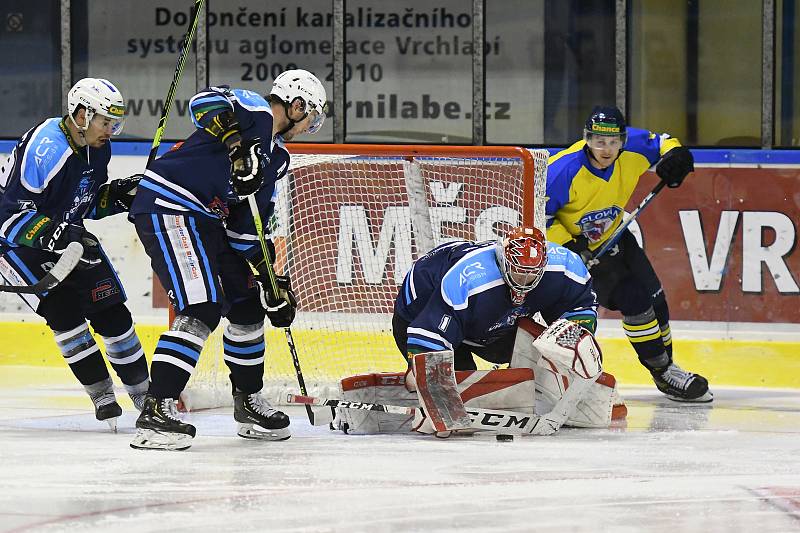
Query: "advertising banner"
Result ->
[[621, 168, 800, 323], [85, 0, 545, 144]]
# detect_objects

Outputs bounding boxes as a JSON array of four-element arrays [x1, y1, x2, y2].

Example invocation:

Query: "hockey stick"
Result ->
[[287, 394, 550, 436], [246, 195, 321, 425], [146, 0, 204, 169], [0, 242, 83, 295], [587, 180, 666, 267]]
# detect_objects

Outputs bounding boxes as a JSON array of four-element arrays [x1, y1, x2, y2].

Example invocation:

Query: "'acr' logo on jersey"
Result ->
[[577, 206, 622, 243], [458, 261, 485, 286]]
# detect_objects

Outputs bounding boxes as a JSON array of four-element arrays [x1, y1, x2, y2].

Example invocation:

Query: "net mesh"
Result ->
[[181, 145, 549, 409]]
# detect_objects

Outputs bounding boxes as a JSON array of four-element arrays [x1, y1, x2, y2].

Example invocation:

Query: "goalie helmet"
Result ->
[[583, 105, 626, 143], [270, 69, 327, 134], [67, 78, 126, 135], [495, 226, 548, 303]]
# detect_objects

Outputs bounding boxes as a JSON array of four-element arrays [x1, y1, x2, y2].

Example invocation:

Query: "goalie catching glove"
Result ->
[[253, 257, 298, 328], [518, 318, 604, 435]]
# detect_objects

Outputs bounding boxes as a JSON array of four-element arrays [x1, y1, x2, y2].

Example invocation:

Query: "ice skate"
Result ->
[[651, 363, 713, 403], [86, 378, 122, 432], [130, 395, 196, 451], [233, 390, 291, 441]]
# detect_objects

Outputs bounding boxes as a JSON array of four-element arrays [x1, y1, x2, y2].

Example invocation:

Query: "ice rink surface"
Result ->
[[1, 375, 800, 532]]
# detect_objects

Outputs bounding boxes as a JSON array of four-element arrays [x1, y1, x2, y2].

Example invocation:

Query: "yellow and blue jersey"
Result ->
[[545, 127, 682, 250]]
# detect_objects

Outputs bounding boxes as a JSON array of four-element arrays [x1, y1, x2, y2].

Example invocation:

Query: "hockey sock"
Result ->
[[223, 322, 265, 394], [84, 376, 117, 408], [622, 308, 670, 371], [53, 322, 110, 385], [101, 325, 149, 392], [652, 289, 673, 359], [659, 323, 673, 359], [150, 315, 210, 399]]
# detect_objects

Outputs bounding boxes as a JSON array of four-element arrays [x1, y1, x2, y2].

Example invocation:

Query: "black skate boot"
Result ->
[[651, 363, 713, 403], [86, 378, 122, 432], [233, 390, 291, 441], [130, 395, 196, 451]]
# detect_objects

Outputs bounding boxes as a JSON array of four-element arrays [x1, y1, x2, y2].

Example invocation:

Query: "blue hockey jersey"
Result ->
[[394, 240, 598, 354], [0, 117, 114, 251], [130, 86, 290, 261]]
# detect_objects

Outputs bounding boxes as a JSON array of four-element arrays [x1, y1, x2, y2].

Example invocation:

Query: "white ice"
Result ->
[[2, 382, 800, 532]]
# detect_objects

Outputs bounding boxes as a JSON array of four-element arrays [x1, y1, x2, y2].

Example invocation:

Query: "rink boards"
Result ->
[[2, 319, 799, 390]]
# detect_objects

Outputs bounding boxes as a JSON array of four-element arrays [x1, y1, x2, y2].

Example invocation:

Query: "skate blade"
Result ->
[[666, 390, 714, 403], [105, 417, 119, 433], [237, 423, 291, 441], [130, 429, 193, 451]]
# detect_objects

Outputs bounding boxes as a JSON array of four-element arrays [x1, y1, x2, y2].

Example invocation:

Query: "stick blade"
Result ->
[[46, 242, 84, 286]]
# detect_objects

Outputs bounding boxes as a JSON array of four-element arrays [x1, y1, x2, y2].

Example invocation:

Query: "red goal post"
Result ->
[[175, 144, 549, 409]]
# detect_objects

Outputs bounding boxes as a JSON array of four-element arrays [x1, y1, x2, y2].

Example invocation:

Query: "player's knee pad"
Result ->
[[39, 290, 86, 332], [225, 297, 265, 326], [179, 302, 222, 333], [652, 287, 670, 324], [607, 279, 652, 317], [86, 303, 133, 337], [225, 320, 264, 337], [171, 313, 213, 342]]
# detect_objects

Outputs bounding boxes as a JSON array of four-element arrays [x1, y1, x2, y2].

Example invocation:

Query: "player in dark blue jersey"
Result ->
[[129, 69, 327, 450], [393, 226, 598, 371], [546, 106, 711, 403], [0, 78, 148, 430]]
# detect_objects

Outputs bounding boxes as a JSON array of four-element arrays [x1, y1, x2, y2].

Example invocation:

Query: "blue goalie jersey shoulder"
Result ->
[[440, 246, 505, 310], [544, 242, 591, 284], [20, 118, 71, 193]]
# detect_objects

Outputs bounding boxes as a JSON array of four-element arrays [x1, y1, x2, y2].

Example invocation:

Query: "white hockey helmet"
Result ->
[[270, 69, 327, 134], [67, 78, 126, 135]]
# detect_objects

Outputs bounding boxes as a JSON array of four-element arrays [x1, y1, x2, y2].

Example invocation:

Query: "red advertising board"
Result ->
[[616, 168, 800, 323]]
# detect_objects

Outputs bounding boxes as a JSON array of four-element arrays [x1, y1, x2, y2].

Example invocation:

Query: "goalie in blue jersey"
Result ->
[[128, 69, 327, 450], [389, 226, 612, 436], [393, 226, 598, 370]]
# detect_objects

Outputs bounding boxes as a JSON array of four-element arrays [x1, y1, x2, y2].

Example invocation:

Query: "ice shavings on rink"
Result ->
[[1, 383, 800, 532]]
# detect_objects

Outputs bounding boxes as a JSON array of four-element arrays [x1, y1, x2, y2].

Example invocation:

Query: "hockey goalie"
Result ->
[[335, 317, 626, 437]]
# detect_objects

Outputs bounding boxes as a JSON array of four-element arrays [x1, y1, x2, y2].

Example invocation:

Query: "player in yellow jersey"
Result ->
[[545, 106, 712, 402]]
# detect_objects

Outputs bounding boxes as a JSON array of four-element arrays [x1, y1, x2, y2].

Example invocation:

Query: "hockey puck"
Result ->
[[496, 434, 514, 441]]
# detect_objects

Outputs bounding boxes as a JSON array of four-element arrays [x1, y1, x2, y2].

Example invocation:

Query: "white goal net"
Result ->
[[181, 144, 549, 409]]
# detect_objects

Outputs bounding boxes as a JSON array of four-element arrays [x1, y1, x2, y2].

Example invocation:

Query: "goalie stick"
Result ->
[[286, 394, 553, 436], [0, 242, 83, 295]]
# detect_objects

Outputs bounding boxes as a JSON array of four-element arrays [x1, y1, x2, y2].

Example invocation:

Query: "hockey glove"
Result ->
[[259, 274, 298, 328], [228, 137, 264, 197], [564, 235, 594, 264], [97, 175, 141, 214], [37, 222, 101, 269], [656, 146, 694, 188]]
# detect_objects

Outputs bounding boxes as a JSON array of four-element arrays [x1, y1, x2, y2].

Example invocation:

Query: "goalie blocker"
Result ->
[[335, 317, 626, 435]]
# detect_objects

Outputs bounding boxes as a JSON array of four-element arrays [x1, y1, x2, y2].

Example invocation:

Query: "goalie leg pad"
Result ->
[[337, 372, 417, 434], [512, 317, 621, 429]]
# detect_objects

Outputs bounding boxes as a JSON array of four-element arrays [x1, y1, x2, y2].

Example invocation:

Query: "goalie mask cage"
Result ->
[[176, 144, 549, 410]]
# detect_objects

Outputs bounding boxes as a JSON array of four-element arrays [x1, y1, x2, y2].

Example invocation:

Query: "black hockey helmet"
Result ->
[[584, 106, 627, 142]]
